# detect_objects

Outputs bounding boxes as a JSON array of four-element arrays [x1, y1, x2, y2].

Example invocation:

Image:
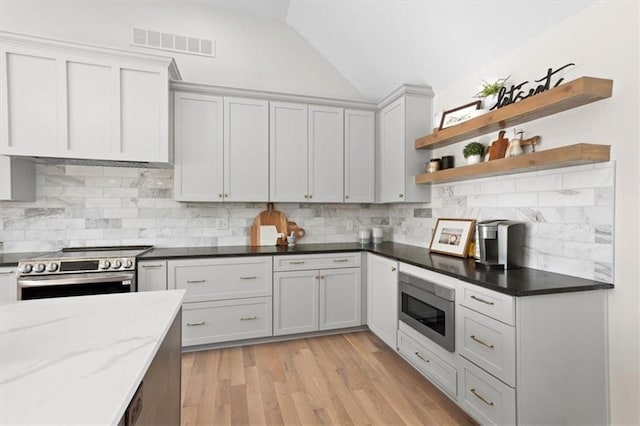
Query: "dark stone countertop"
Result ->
[[141, 242, 613, 297], [0, 252, 52, 268]]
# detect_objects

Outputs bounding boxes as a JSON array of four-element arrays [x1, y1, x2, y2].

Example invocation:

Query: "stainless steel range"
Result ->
[[17, 246, 152, 300]]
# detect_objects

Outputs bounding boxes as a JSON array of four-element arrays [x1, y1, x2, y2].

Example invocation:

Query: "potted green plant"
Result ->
[[463, 141, 485, 165], [475, 76, 510, 110]]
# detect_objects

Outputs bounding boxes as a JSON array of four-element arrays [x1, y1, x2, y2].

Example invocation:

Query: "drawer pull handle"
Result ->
[[470, 388, 495, 406], [0, 270, 15, 275], [470, 335, 495, 349], [240, 276, 257, 280], [414, 352, 430, 363], [333, 259, 349, 263], [289, 261, 305, 265], [141, 264, 162, 269], [187, 321, 205, 326], [186, 279, 206, 284], [470, 295, 495, 305], [240, 316, 258, 321]]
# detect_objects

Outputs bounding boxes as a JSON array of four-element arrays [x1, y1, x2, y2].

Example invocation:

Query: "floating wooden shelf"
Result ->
[[415, 77, 613, 150], [414, 144, 610, 185]]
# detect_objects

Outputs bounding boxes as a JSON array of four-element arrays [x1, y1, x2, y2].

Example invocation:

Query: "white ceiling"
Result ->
[[190, 0, 595, 100]]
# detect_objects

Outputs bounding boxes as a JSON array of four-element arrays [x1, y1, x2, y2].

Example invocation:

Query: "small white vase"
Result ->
[[482, 94, 498, 110], [467, 154, 482, 165]]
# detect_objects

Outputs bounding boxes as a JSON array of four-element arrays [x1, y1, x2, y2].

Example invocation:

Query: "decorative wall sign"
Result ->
[[491, 63, 575, 110]]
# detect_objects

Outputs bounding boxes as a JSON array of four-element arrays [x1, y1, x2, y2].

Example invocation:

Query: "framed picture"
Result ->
[[429, 218, 476, 257], [439, 100, 482, 130]]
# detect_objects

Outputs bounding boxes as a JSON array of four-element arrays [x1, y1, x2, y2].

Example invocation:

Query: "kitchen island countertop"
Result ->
[[0, 289, 185, 425]]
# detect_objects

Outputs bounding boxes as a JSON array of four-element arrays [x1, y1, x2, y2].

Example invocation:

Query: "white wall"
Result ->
[[0, 0, 366, 100], [431, 2, 639, 423]]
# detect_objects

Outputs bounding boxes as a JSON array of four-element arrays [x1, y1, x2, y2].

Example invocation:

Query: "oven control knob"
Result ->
[[19, 264, 33, 274], [100, 260, 111, 270], [113, 260, 122, 269], [47, 263, 58, 272], [124, 259, 133, 269], [35, 263, 46, 273]]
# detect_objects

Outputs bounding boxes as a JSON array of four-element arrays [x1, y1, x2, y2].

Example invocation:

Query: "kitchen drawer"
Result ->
[[458, 306, 516, 387], [168, 257, 272, 303], [458, 356, 516, 426], [182, 297, 272, 346], [459, 283, 515, 325], [273, 252, 361, 271], [397, 330, 457, 398]]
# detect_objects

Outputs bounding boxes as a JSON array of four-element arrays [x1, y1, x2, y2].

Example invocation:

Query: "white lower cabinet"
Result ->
[[0, 266, 18, 305], [273, 270, 319, 335], [366, 253, 398, 349], [137, 260, 167, 292]]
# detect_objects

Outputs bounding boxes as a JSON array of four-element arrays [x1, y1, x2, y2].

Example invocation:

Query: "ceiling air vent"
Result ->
[[131, 27, 215, 58]]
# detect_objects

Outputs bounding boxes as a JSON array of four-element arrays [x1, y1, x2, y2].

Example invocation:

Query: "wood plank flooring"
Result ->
[[181, 331, 477, 425]]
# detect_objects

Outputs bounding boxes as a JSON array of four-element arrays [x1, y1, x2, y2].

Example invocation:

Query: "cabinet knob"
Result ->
[[391, 267, 397, 272], [224, 193, 229, 198], [345, 195, 349, 199], [398, 193, 404, 198], [218, 193, 223, 198], [308, 194, 313, 199], [304, 194, 309, 199]]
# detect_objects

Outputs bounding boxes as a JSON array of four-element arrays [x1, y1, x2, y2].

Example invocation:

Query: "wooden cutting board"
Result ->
[[250, 203, 289, 246], [489, 130, 509, 161]]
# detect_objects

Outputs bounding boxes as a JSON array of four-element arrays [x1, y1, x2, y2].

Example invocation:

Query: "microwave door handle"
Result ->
[[18, 273, 134, 288]]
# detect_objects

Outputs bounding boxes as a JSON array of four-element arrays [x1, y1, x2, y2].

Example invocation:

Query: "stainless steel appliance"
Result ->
[[17, 246, 152, 300], [475, 220, 525, 269], [398, 272, 455, 352]]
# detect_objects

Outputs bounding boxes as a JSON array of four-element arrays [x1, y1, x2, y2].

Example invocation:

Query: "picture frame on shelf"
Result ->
[[429, 218, 476, 257], [439, 100, 482, 130]]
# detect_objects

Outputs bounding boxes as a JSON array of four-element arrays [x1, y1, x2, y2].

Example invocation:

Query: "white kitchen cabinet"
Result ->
[[270, 102, 344, 202], [173, 92, 223, 201], [273, 270, 319, 336], [0, 32, 179, 165], [344, 109, 375, 202], [0, 266, 18, 305], [319, 267, 362, 330], [137, 260, 168, 292], [366, 253, 398, 349], [0, 156, 35, 201], [377, 86, 433, 203]]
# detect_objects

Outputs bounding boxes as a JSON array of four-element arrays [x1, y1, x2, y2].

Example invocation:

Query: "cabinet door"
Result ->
[[0, 267, 17, 305], [137, 260, 168, 292], [308, 105, 343, 202], [224, 97, 269, 202], [269, 102, 308, 202], [367, 254, 398, 349], [173, 92, 223, 201], [273, 270, 319, 336], [344, 109, 375, 202], [378, 98, 406, 203], [319, 267, 362, 330]]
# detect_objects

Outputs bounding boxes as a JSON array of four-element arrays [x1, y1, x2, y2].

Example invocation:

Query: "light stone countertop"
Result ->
[[0, 290, 186, 425]]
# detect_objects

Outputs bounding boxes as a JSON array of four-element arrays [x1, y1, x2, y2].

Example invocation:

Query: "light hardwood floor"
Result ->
[[181, 331, 477, 425]]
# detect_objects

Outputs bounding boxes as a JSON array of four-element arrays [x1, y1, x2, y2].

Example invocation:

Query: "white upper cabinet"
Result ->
[[270, 102, 344, 203], [344, 109, 375, 203], [377, 85, 433, 203], [0, 31, 180, 166], [224, 97, 269, 202], [0, 156, 35, 201], [173, 92, 224, 202]]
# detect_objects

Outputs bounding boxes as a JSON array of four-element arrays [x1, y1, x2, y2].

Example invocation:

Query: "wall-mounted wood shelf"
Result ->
[[414, 143, 610, 185], [415, 77, 613, 150]]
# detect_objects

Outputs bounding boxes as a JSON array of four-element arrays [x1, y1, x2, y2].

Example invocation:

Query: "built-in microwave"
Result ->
[[398, 272, 455, 352]]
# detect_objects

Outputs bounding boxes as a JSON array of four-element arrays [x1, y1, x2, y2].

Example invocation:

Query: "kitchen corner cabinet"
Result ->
[[270, 102, 344, 202], [377, 87, 433, 203], [273, 253, 362, 336], [366, 253, 398, 349], [0, 156, 35, 201], [137, 260, 168, 292], [0, 266, 18, 305], [344, 109, 375, 202], [173, 93, 269, 202], [0, 31, 179, 165]]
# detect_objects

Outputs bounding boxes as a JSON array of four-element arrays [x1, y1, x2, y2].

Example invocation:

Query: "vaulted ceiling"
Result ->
[[183, 0, 595, 100]]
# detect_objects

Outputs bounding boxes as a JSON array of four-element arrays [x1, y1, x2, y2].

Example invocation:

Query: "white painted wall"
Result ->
[[431, 2, 639, 423], [0, 0, 366, 100]]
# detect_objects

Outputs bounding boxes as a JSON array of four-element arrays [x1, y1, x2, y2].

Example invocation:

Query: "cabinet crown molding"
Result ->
[[0, 31, 181, 80], [377, 84, 435, 109]]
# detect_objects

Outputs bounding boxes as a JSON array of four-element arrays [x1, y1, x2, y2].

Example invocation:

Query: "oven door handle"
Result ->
[[18, 273, 135, 288]]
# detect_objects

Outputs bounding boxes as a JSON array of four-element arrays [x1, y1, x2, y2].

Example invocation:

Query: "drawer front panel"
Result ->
[[460, 284, 515, 325], [459, 306, 516, 386], [397, 330, 457, 398], [273, 253, 361, 271], [182, 297, 272, 346], [458, 357, 516, 426], [169, 257, 272, 302]]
